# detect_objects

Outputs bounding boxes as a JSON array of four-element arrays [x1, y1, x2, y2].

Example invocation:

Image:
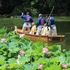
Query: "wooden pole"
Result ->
[[49, 6, 54, 16], [16, 8, 22, 13]]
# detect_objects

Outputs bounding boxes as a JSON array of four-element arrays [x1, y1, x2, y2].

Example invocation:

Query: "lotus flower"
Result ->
[[20, 50, 25, 55], [38, 64, 43, 70], [43, 51, 47, 54], [42, 48, 48, 54], [1, 38, 6, 42], [19, 34, 25, 38], [61, 64, 68, 69], [47, 52, 52, 55], [43, 48, 48, 51]]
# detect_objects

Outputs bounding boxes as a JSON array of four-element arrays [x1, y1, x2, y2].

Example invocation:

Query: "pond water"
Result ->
[[50, 22, 70, 51]]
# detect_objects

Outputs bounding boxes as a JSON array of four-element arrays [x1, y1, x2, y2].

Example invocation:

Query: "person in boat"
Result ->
[[40, 24, 50, 36], [36, 13, 46, 35], [20, 12, 34, 33], [29, 22, 36, 35], [46, 15, 57, 36]]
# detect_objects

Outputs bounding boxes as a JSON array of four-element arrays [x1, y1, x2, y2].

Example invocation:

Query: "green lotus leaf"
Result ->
[[50, 57, 60, 63], [48, 45, 60, 52], [24, 64, 34, 70], [19, 56, 30, 64], [45, 65, 61, 70], [0, 65, 6, 70], [8, 58, 16, 64], [58, 55, 66, 64], [37, 58, 48, 65], [0, 55, 6, 65]]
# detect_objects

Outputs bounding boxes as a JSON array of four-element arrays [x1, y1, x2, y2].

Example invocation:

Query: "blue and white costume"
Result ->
[[36, 14, 46, 35], [20, 13, 33, 32], [46, 17, 57, 36]]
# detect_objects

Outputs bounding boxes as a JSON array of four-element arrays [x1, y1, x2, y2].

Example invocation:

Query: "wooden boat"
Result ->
[[14, 26, 65, 43]]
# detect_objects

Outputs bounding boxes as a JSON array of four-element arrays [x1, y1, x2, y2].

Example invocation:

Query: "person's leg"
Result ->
[[52, 26, 57, 36], [27, 27, 30, 32], [26, 22, 31, 32], [36, 27, 40, 35], [22, 26, 26, 33], [22, 23, 27, 33]]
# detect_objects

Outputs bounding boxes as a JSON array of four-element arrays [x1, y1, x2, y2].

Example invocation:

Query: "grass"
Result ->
[[0, 16, 70, 31], [54, 16, 70, 22]]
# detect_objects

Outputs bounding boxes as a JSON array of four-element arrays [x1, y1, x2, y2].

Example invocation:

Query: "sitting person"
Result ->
[[29, 22, 36, 35], [41, 24, 50, 36]]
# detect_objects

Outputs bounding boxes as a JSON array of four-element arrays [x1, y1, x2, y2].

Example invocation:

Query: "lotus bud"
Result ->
[[42, 48, 48, 54], [20, 50, 25, 55], [1, 38, 6, 42], [19, 34, 25, 38], [61, 64, 68, 69], [38, 64, 43, 70], [46, 43, 48, 46], [47, 52, 52, 55], [43, 48, 48, 52]]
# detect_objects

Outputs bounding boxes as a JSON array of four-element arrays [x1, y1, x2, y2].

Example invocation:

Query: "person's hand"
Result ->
[[22, 12, 24, 15]]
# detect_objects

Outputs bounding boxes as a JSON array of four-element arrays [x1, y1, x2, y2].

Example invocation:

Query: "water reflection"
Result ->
[[50, 22, 70, 50]]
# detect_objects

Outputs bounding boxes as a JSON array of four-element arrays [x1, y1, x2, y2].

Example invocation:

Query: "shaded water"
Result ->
[[50, 22, 70, 51]]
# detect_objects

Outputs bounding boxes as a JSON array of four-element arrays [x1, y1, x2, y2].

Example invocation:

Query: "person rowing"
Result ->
[[20, 12, 34, 33], [46, 15, 57, 36], [36, 13, 46, 35]]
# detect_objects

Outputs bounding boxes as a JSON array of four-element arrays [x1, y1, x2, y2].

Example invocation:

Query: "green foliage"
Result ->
[[0, 30, 70, 70]]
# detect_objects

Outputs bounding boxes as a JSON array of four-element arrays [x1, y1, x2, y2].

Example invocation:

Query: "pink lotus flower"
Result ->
[[42, 51, 47, 54], [19, 34, 25, 38], [42, 48, 48, 54], [1, 38, 6, 42], [43, 48, 48, 51], [38, 64, 43, 70], [17, 54, 20, 59], [47, 52, 52, 55], [20, 50, 25, 55], [61, 64, 68, 69]]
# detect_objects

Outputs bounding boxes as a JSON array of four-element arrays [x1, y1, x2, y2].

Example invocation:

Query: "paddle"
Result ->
[[49, 6, 54, 17], [16, 8, 22, 13]]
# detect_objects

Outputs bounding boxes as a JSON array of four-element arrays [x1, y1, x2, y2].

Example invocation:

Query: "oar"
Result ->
[[16, 8, 22, 13], [49, 6, 54, 16]]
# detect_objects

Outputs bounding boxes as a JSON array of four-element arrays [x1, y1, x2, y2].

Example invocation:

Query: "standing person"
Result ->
[[20, 12, 34, 33], [46, 15, 57, 36], [36, 14, 46, 35]]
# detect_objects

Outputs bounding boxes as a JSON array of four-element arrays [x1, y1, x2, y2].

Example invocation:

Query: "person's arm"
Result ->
[[20, 12, 25, 18], [36, 18, 40, 27]]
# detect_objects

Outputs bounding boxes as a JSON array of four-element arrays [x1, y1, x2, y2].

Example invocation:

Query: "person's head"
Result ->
[[46, 15, 50, 20], [32, 22, 35, 26], [44, 24, 47, 27], [50, 17, 54, 22], [39, 13, 42, 17], [26, 12, 29, 15]]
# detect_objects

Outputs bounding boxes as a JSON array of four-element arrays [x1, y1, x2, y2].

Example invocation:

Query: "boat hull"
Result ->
[[14, 26, 65, 43]]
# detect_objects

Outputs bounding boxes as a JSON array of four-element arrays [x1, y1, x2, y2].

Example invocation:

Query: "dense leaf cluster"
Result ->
[[0, 0, 70, 15], [0, 28, 70, 70]]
